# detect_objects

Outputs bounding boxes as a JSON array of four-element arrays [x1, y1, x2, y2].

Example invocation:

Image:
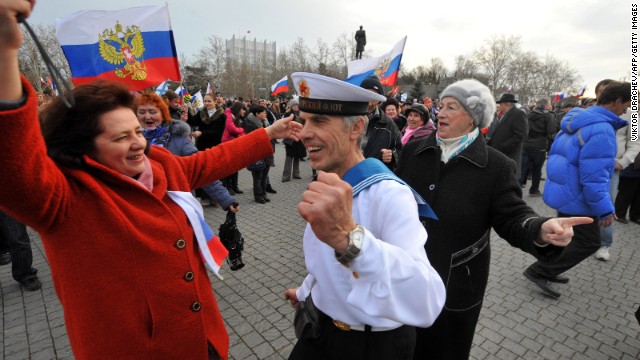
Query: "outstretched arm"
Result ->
[[265, 114, 302, 141]]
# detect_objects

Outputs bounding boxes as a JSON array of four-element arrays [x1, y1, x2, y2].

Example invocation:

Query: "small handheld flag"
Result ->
[[156, 80, 169, 96], [271, 76, 288, 96], [191, 91, 204, 111]]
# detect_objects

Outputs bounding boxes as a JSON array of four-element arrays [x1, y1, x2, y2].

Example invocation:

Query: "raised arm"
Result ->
[[0, 0, 33, 102]]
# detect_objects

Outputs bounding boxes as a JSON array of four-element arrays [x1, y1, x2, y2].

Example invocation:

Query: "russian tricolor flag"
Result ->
[[553, 92, 567, 102], [345, 36, 407, 87], [271, 76, 288, 96], [55, 5, 181, 92], [167, 191, 229, 279], [196, 214, 229, 273]]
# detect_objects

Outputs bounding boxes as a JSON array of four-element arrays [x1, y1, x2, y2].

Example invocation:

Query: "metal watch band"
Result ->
[[335, 225, 364, 266]]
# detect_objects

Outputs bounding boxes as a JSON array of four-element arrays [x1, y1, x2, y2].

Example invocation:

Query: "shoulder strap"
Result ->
[[343, 158, 437, 219]]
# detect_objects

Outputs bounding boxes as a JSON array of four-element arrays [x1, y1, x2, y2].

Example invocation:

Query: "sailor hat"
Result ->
[[291, 72, 387, 115]]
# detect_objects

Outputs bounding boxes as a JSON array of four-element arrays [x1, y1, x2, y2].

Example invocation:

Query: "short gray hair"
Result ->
[[535, 98, 549, 109], [344, 115, 368, 148]]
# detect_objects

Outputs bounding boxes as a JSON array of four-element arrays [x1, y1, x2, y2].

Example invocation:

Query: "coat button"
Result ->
[[191, 301, 202, 312], [175, 239, 186, 249], [184, 271, 194, 281], [429, 184, 436, 190]]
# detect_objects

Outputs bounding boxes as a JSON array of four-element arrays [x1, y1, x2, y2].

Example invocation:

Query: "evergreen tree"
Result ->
[[410, 81, 423, 100]]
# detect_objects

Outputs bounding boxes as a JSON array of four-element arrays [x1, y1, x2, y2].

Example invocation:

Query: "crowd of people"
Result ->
[[1, 1, 638, 360]]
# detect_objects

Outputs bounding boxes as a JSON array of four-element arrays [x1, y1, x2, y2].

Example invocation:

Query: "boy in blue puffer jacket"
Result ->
[[523, 81, 630, 299]]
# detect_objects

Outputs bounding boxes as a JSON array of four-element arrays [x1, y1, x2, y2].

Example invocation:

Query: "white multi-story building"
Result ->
[[226, 35, 276, 66]]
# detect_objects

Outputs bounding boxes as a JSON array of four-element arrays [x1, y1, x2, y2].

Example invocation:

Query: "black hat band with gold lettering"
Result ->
[[298, 97, 369, 115]]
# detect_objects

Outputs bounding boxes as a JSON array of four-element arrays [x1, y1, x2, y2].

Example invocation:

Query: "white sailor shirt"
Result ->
[[296, 179, 446, 329]]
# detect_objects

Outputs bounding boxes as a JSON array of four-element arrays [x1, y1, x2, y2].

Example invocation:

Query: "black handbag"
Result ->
[[218, 210, 245, 270], [293, 294, 323, 340], [247, 159, 266, 172]]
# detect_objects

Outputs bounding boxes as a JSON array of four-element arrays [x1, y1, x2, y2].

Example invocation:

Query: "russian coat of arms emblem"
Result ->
[[373, 58, 391, 78], [99, 21, 147, 80]]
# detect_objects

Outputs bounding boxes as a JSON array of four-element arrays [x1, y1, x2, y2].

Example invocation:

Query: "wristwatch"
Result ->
[[335, 225, 365, 267]]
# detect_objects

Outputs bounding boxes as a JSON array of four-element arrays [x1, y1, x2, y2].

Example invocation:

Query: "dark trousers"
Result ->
[[0, 211, 38, 282], [615, 176, 640, 220], [282, 156, 300, 180], [413, 305, 482, 360], [289, 313, 416, 360], [520, 150, 546, 193], [251, 166, 270, 199], [529, 212, 600, 278], [222, 172, 239, 189]]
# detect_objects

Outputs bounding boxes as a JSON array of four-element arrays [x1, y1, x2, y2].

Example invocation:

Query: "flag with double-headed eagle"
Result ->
[[191, 91, 204, 111], [345, 36, 407, 87], [55, 4, 181, 91]]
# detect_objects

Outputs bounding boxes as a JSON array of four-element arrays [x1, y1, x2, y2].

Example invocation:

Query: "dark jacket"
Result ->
[[188, 106, 226, 151], [283, 110, 306, 159], [396, 132, 561, 358], [400, 121, 436, 145], [393, 114, 407, 132], [524, 109, 558, 151], [169, 106, 181, 121], [245, 113, 275, 166], [486, 106, 528, 178], [363, 107, 401, 170], [355, 29, 366, 51]]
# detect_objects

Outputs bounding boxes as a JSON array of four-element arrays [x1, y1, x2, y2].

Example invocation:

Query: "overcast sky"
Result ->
[[28, 0, 634, 97]]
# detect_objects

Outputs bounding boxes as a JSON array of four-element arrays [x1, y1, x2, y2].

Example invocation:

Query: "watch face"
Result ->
[[351, 227, 365, 249]]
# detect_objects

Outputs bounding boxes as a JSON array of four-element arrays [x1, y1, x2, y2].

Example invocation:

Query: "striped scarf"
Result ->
[[167, 191, 229, 279], [436, 128, 479, 163]]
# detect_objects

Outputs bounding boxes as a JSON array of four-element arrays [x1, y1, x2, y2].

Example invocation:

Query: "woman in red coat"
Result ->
[[0, 3, 300, 359]]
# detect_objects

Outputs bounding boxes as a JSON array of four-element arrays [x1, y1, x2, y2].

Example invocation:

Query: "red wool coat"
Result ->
[[0, 77, 274, 360]]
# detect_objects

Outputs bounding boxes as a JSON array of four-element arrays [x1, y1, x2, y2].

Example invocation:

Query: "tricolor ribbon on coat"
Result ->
[[167, 191, 229, 279], [342, 158, 438, 220]]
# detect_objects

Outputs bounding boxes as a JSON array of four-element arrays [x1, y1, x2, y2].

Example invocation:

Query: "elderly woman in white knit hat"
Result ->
[[396, 79, 592, 359]]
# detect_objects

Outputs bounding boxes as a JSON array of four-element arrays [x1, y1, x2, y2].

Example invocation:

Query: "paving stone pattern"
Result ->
[[1, 142, 639, 359]]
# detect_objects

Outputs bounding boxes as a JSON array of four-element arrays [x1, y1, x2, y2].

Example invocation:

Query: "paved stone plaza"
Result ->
[[1, 142, 639, 359]]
